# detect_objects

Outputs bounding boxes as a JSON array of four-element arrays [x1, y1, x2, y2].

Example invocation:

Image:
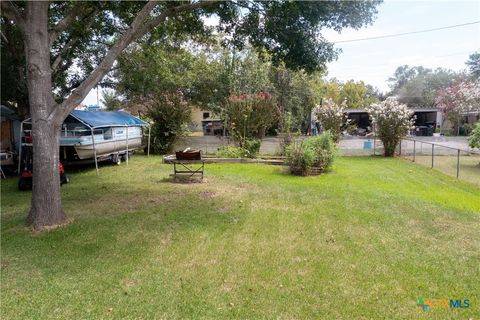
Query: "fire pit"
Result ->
[[167, 148, 204, 181]]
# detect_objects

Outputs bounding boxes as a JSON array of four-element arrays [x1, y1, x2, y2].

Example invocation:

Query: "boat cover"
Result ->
[[70, 110, 148, 128]]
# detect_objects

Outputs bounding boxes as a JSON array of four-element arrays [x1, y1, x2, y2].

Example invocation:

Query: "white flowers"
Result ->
[[367, 97, 414, 156], [316, 98, 347, 142], [367, 97, 414, 126]]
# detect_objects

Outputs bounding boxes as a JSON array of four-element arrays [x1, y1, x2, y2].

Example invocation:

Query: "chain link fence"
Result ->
[[397, 138, 480, 185], [339, 136, 480, 185]]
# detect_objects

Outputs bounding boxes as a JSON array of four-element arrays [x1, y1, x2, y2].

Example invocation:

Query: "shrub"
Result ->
[[225, 92, 279, 145], [216, 146, 246, 158], [285, 132, 337, 176], [243, 139, 261, 157], [316, 98, 347, 142], [366, 97, 414, 157], [302, 131, 337, 168], [285, 142, 316, 176], [216, 139, 260, 158], [145, 92, 192, 154], [469, 122, 480, 149]]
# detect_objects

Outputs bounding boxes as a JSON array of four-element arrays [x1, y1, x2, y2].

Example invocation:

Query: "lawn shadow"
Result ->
[[1, 176, 248, 278], [158, 175, 205, 184]]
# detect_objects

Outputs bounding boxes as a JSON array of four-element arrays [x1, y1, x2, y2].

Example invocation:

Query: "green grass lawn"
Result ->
[[1, 156, 479, 319], [410, 154, 480, 186]]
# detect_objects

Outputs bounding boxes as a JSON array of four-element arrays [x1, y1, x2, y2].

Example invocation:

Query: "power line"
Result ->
[[333, 21, 480, 44], [327, 50, 478, 72], [435, 50, 478, 58]]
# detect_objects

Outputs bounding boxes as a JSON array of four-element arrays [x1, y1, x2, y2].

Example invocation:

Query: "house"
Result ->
[[191, 108, 224, 136]]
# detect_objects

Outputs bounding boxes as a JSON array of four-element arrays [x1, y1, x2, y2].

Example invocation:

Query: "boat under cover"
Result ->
[[59, 110, 148, 160]]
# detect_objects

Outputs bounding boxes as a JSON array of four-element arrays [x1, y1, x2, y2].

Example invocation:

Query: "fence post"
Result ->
[[413, 140, 416, 162], [399, 140, 402, 156], [456, 149, 460, 178], [431, 144, 434, 168]]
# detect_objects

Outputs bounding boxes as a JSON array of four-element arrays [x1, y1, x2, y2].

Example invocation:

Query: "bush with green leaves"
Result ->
[[216, 146, 246, 158], [146, 92, 192, 154], [302, 131, 337, 169], [469, 122, 480, 149], [225, 92, 279, 146], [216, 139, 261, 158], [243, 139, 261, 156], [278, 111, 294, 155], [285, 132, 337, 176], [285, 141, 316, 176]]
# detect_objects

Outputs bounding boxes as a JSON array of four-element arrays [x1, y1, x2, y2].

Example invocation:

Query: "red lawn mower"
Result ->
[[18, 135, 69, 191]]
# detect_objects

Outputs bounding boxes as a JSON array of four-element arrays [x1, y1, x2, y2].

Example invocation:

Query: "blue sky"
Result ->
[[84, 0, 480, 105], [323, 0, 480, 92]]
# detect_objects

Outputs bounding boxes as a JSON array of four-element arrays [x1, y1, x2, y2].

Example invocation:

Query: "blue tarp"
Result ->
[[70, 110, 148, 128]]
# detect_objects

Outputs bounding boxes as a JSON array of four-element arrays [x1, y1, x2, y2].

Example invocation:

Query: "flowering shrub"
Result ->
[[436, 80, 480, 135], [225, 92, 279, 147], [366, 97, 414, 157], [316, 98, 347, 142], [436, 80, 480, 114], [469, 122, 480, 149], [285, 131, 337, 175]]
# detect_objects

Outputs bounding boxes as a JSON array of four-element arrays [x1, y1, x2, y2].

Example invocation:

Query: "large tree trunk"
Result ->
[[26, 121, 66, 229], [24, 2, 67, 230]]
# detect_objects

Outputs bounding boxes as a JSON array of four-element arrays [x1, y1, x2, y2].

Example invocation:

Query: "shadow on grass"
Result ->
[[1, 178, 247, 277], [158, 176, 204, 184]]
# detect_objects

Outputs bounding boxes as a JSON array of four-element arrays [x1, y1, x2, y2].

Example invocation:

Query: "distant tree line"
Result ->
[[384, 51, 480, 135]]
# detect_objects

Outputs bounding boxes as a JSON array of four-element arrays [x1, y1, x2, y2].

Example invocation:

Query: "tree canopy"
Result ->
[[1, 0, 381, 118], [316, 79, 381, 110], [466, 51, 480, 80], [387, 65, 459, 109]]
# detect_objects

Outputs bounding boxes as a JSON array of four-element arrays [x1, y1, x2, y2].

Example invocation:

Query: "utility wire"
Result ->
[[333, 21, 480, 44], [327, 50, 478, 72]]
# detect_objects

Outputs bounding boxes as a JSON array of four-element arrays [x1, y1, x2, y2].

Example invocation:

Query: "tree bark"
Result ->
[[24, 2, 67, 230], [382, 138, 397, 157]]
